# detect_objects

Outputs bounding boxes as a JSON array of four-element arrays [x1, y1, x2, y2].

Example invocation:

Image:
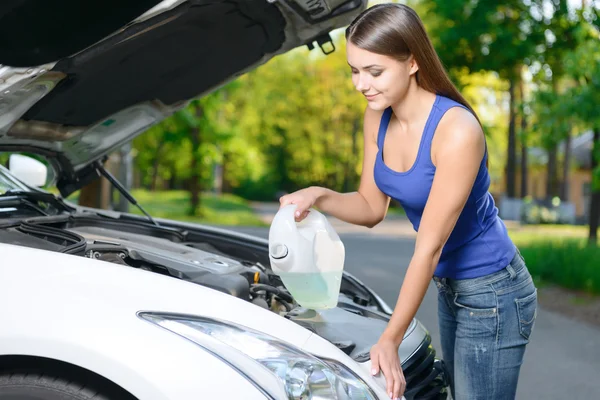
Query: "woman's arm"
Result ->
[[384, 107, 484, 342], [371, 108, 485, 399], [280, 106, 390, 227]]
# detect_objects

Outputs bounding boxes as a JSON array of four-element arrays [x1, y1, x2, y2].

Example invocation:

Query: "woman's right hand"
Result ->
[[279, 187, 323, 222]]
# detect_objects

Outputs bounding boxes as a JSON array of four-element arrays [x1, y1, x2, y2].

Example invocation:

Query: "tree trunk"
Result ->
[[188, 104, 204, 216], [221, 151, 233, 193], [506, 77, 517, 198], [168, 168, 177, 190], [213, 144, 223, 195], [150, 141, 165, 191], [189, 126, 201, 216], [547, 79, 564, 201], [78, 159, 112, 209], [116, 142, 133, 213], [561, 131, 572, 201], [519, 79, 528, 198], [520, 138, 528, 198], [588, 128, 599, 246], [78, 178, 105, 208], [546, 144, 560, 199]]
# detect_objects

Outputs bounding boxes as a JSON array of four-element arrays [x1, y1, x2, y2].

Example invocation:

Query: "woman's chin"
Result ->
[[367, 100, 389, 111]]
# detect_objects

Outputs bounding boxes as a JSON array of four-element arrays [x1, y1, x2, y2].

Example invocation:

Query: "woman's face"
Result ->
[[346, 41, 417, 111]]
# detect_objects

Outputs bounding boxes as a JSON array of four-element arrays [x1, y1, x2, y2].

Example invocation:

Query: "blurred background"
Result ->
[[1, 1, 599, 397]]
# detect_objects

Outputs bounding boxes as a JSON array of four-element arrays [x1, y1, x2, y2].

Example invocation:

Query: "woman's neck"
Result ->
[[390, 84, 437, 131]]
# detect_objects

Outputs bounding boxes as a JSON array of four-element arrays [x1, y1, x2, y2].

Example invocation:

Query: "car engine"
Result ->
[[1, 216, 322, 314], [72, 224, 302, 313]]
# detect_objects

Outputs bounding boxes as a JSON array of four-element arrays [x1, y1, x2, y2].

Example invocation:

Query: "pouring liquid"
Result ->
[[278, 270, 342, 310]]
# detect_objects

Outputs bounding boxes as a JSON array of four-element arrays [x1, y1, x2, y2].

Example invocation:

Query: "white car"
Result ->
[[0, 1, 449, 399]]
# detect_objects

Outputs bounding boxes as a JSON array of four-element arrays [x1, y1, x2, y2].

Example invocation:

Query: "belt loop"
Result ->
[[507, 264, 516, 279]]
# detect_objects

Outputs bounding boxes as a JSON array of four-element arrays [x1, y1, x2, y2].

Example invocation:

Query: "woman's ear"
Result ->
[[409, 55, 419, 76]]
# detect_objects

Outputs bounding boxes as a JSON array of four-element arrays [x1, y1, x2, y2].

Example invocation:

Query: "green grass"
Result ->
[[128, 190, 266, 227], [509, 225, 600, 295]]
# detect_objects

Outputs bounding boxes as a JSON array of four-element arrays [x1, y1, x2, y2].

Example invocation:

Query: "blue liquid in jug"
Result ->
[[278, 271, 342, 310]]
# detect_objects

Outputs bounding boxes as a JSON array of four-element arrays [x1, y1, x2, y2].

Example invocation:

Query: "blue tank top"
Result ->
[[373, 94, 515, 279]]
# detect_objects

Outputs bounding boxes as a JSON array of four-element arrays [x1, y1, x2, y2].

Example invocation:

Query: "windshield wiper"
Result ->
[[94, 161, 160, 227], [1, 189, 69, 207]]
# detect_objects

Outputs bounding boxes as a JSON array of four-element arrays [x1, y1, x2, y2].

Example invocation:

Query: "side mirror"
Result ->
[[8, 154, 48, 187]]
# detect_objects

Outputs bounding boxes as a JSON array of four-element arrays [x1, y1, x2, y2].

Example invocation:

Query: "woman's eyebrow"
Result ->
[[347, 62, 383, 69]]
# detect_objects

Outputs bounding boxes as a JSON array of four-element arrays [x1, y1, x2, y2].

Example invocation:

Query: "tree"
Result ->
[[423, 0, 547, 198], [218, 41, 366, 200], [133, 117, 188, 191], [527, 1, 580, 201], [528, 19, 600, 244], [563, 24, 600, 245]]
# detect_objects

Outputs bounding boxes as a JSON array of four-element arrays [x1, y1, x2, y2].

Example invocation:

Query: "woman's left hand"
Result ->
[[370, 337, 405, 399]]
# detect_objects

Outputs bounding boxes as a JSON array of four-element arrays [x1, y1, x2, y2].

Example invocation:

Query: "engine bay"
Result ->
[[73, 223, 301, 313], [1, 215, 301, 313], [0, 214, 389, 320]]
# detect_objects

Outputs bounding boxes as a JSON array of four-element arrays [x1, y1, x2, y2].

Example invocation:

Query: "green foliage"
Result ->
[[133, 37, 366, 201], [228, 44, 365, 199], [512, 233, 600, 295], [456, 71, 510, 191], [528, 22, 600, 187], [424, 0, 546, 80], [128, 189, 266, 227], [562, 25, 600, 128], [128, 0, 599, 215]]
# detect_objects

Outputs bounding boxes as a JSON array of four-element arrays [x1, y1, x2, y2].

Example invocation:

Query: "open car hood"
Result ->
[[0, 0, 365, 196]]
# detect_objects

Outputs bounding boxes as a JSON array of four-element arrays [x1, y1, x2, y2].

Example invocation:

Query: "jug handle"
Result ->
[[276, 204, 301, 231]]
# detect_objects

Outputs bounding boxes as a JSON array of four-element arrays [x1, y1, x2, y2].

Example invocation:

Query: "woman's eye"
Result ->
[[371, 71, 382, 77]]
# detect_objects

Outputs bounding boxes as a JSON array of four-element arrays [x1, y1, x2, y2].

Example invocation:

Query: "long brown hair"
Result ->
[[345, 3, 481, 126]]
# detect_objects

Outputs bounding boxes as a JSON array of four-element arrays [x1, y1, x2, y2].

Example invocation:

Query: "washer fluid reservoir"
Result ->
[[268, 204, 345, 310]]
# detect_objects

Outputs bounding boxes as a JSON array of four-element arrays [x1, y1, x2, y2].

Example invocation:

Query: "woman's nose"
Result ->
[[355, 75, 369, 91]]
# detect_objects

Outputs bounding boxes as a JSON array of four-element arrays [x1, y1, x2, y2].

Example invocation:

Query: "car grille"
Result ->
[[402, 334, 450, 400]]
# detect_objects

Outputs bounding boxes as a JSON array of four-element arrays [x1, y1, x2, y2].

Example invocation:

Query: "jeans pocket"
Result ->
[[453, 289, 498, 338], [453, 289, 497, 318], [515, 289, 538, 340]]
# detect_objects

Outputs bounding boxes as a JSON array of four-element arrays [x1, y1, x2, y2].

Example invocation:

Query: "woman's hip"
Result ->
[[434, 248, 538, 342]]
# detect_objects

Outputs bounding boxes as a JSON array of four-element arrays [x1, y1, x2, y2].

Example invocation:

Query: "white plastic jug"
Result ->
[[268, 204, 345, 310]]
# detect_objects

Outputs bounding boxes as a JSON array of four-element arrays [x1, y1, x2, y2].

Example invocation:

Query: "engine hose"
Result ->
[[249, 283, 294, 303], [274, 298, 293, 311], [17, 222, 87, 255]]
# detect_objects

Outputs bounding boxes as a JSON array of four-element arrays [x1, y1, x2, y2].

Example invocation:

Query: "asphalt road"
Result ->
[[230, 207, 600, 400]]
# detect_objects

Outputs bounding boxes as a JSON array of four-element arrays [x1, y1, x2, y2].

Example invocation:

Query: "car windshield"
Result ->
[[0, 165, 29, 195]]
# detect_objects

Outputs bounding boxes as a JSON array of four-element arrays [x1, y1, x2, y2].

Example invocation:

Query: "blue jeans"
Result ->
[[433, 248, 537, 400]]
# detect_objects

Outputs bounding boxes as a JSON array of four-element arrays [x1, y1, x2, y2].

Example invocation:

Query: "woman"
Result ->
[[279, 3, 537, 400]]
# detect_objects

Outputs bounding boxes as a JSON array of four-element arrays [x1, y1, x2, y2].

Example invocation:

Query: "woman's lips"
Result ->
[[365, 93, 379, 101]]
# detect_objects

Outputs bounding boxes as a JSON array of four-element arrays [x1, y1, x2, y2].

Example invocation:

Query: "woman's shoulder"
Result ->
[[436, 100, 481, 139], [432, 101, 484, 162]]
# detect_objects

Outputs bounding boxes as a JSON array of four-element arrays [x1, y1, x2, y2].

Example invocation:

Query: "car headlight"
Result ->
[[139, 312, 377, 400]]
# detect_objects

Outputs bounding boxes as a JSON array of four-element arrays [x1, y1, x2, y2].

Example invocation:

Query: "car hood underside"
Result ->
[[0, 0, 287, 178], [0, 0, 365, 195]]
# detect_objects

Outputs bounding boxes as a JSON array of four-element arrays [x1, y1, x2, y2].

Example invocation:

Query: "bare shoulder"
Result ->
[[432, 106, 485, 164], [438, 106, 483, 142], [363, 106, 385, 143]]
